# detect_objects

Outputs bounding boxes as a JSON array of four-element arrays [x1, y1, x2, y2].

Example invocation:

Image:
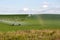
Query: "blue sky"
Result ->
[[0, 0, 60, 14], [0, 0, 60, 9]]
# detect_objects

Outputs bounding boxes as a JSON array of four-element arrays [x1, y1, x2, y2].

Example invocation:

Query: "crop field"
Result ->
[[0, 30, 60, 40], [0, 14, 60, 31], [0, 14, 60, 40]]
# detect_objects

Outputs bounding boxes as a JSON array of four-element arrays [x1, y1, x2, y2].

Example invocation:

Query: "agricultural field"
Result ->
[[0, 30, 60, 40], [0, 14, 60, 31], [0, 14, 60, 40]]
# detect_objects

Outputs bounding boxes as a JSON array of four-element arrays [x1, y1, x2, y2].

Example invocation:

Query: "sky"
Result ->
[[0, 0, 60, 14]]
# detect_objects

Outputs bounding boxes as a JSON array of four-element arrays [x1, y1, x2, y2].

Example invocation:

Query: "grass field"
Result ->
[[0, 14, 60, 40], [0, 14, 60, 32]]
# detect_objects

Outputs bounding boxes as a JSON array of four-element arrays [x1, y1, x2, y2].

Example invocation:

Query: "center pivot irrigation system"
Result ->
[[0, 19, 29, 26], [0, 7, 44, 26]]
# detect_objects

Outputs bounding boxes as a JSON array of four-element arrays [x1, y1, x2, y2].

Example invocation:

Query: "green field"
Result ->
[[0, 14, 60, 32], [0, 14, 60, 40]]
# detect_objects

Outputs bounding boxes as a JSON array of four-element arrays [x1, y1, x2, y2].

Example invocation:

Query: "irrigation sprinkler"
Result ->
[[10, 23, 21, 26], [0, 19, 29, 26]]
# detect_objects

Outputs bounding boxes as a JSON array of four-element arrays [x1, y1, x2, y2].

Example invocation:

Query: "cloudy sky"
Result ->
[[0, 0, 60, 14]]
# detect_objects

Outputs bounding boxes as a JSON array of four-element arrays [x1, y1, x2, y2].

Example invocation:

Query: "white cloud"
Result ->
[[23, 8, 29, 11], [0, 7, 60, 14], [43, 1, 48, 8], [43, 5, 48, 8]]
